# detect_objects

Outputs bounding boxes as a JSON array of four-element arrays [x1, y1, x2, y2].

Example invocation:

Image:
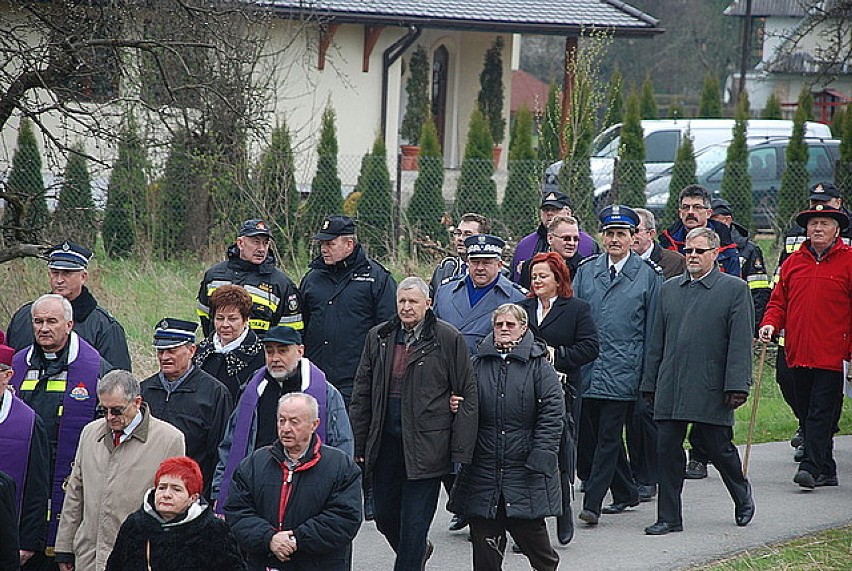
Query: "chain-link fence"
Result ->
[[2, 148, 851, 265]]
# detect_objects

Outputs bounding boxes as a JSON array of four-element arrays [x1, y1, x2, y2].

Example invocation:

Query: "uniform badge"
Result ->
[[545, 192, 557, 201], [62, 241, 71, 251], [69, 383, 90, 401], [815, 204, 825, 211], [478, 235, 486, 244], [814, 184, 824, 194], [322, 220, 330, 229], [159, 319, 169, 329], [288, 294, 298, 311], [256, 221, 268, 230]]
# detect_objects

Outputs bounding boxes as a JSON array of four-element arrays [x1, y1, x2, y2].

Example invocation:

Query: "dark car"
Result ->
[[645, 137, 840, 229]]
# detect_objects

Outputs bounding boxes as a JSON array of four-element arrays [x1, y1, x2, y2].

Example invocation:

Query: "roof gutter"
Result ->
[[381, 25, 422, 138]]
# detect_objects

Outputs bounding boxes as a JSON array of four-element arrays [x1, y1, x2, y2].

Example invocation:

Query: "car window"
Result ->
[[645, 131, 681, 163], [591, 126, 622, 158], [747, 147, 778, 181], [807, 146, 834, 179]]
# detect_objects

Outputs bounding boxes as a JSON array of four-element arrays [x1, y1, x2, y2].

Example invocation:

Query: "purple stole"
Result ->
[[11, 335, 101, 547], [0, 394, 36, 516], [216, 360, 327, 513]]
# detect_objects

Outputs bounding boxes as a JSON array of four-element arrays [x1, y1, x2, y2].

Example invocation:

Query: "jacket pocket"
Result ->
[[524, 449, 558, 474]]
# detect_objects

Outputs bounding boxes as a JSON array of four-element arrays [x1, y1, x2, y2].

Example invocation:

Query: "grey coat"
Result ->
[[572, 252, 662, 401], [448, 331, 564, 520], [640, 267, 754, 426]]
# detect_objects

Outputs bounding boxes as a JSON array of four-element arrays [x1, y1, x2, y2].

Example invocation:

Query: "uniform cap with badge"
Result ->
[[313, 215, 357, 240], [541, 190, 572, 210], [795, 204, 850, 231], [47, 241, 93, 271], [239, 219, 272, 238], [598, 204, 640, 231], [153, 318, 198, 349], [808, 182, 841, 202], [464, 234, 505, 259]]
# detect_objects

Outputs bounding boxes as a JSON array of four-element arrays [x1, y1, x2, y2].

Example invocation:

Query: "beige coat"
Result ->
[[55, 404, 184, 571]]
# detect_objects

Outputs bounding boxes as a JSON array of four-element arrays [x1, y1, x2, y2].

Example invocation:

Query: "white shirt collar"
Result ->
[[608, 255, 629, 275]]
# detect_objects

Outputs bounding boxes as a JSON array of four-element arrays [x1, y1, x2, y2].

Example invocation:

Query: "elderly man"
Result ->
[[141, 318, 232, 498], [659, 185, 740, 277], [511, 190, 599, 281], [641, 227, 755, 534], [351, 277, 478, 569], [430, 212, 490, 296], [0, 342, 49, 569], [7, 241, 131, 370], [54, 370, 185, 570], [517, 215, 586, 289], [11, 294, 111, 569], [572, 205, 662, 526], [225, 393, 362, 571], [760, 205, 852, 489], [198, 218, 303, 337], [772, 183, 852, 460], [300, 215, 397, 405], [434, 235, 526, 355], [632, 208, 685, 279], [213, 325, 352, 511]]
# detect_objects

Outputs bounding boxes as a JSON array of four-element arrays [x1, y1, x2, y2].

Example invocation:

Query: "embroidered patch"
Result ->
[[69, 383, 90, 401]]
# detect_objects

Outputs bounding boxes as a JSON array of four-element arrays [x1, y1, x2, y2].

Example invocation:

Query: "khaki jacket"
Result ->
[[55, 404, 184, 570]]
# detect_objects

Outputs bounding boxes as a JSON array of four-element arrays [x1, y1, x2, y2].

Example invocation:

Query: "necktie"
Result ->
[[610, 265, 617, 282], [113, 430, 122, 447]]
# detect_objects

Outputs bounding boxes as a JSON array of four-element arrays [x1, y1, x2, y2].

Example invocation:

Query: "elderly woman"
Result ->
[[518, 252, 598, 545], [448, 303, 565, 571], [194, 285, 265, 402], [106, 456, 244, 571]]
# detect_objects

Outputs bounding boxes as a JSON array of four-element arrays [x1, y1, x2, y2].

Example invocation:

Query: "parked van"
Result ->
[[543, 119, 833, 198]]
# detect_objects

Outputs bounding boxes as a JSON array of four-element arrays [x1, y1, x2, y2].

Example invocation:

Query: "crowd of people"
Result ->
[[0, 180, 849, 571]]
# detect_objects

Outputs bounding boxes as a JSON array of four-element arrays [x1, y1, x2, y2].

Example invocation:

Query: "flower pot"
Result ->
[[401, 145, 420, 171], [492, 145, 503, 168]]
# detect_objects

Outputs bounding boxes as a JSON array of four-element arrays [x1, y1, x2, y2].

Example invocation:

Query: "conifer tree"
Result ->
[[407, 115, 445, 241], [502, 106, 539, 239], [613, 90, 646, 208], [357, 137, 394, 258], [304, 105, 343, 236], [400, 46, 430, 144], [640, 77, 658, 119], [455, 109, 497, 221], [256, 118, 299, 248], [698, 74, 723, 118], [155, 130, 192, 257], [54, 145, 96, 246], [665, 131, 697, 226], [777, 89, 813, 231], [836, 104, 852, 207], [537, 82, 561, 164], [104, 118, 147, 257], [762, 93, 783, 119], [720, 93, 753, 228], [477, 36, 506, 146], [604, 67, 623, 129], [3, 119, 48, 244], [832, 106, 845, 138]]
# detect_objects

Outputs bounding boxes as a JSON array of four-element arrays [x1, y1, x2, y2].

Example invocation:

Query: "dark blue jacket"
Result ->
[[659, 219, 741, 277]]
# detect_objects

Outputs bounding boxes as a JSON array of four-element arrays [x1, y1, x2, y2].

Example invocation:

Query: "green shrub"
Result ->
[[407, 115, 446, 241], [454, 109, 497, 221], [720, 93, 753, 228]]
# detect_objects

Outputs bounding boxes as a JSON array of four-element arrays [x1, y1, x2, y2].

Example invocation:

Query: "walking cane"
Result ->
[[743, 342, 768, 476]]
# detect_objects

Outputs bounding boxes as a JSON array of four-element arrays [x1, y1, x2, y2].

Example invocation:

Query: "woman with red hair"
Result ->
[[518, 252, 599, 546], [106, 456, 244, 570]]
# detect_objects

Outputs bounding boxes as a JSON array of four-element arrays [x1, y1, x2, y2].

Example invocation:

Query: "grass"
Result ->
[[696, 525, 852, 570]]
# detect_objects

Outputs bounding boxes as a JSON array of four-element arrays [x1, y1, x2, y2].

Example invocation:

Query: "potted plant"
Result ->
[[400, 45, 430, 170], [477, 36, 506, 167]]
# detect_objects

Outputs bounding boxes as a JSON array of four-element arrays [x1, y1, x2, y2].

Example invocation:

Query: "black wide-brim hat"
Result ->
[[795, 204, 850, 231]]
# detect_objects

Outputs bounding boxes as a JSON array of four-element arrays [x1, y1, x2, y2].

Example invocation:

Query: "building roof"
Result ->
[[511, 70, 549, 114], [262, 0, 663, 36], [724, 0, 809, 17]]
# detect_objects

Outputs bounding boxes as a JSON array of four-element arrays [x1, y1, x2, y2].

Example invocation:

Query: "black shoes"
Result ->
[[794, 469, 816, 489], [421, 540, 433, 570], [638, 484, 657, 502], [734, 482, 755, 527], [556, 504, 574, 545], [601, 500, 640, 514], [448, 514, 468, 531], [790, 428, 804, 448], [793, 445, 805, 462], [644, 521, 683, 535], [578, 509, 599, 525], [685, 460, 708, 479], [815, 474, 839, 487]]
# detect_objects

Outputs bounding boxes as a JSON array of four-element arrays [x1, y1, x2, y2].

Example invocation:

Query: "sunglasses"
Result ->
[[97, 403, 132, 417], [551, 234, 579, 242], [494, 320, 521, 329], [683, 247, 714, 255]]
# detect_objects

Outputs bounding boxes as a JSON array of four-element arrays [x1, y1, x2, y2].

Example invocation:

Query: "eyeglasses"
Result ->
[[494, 320, 520, 329], [679, 204, 709, 212], [683, 247, 714, 255], [97, 403, 132, 417], [551, 234, 580, 243], [452, 229, 476, 237]]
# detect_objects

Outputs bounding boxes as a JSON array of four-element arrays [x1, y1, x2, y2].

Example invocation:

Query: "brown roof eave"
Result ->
[[269, 9, 665, 37]]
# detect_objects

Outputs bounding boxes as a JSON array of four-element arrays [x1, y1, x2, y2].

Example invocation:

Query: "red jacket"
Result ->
[[761, 240, 852, 371]]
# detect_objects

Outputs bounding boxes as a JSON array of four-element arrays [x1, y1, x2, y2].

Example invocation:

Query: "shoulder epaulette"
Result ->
[[643, 258, 664, 276], [578, 253, 602, 267]]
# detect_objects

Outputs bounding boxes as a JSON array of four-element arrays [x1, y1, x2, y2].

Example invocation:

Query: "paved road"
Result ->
[[352, 435, 852, 570]]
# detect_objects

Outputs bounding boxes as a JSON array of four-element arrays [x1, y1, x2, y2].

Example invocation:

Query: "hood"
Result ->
[[141, 487, 210, 528]]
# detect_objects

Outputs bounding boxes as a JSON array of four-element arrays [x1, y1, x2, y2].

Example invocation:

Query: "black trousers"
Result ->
[[792, 367, 844, 477], [581, 399, 638, 515], [656, 421, 749, 526], [469, 501, 559, 571], [626, 397, 658, 485], [776, 345, 803, 425]]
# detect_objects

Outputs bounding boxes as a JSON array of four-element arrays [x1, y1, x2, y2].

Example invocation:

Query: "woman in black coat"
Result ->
[[107, 456, 244, 571], [448, 303, 564, 571], [518, 252, 599, 545], [194, 285, 265, 403]]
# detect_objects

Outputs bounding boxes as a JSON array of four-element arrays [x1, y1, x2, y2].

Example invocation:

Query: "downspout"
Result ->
[[381, 25, 422, 138]]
